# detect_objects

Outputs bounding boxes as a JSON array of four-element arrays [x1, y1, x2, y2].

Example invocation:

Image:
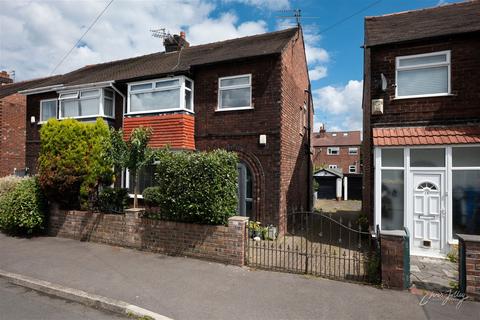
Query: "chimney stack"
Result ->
[[319, 123, 326, 138], [0, 71, 13, 85], [164, 31, 190, 53]]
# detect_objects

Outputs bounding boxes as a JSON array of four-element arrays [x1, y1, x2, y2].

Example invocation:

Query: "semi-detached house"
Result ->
[[18, 28, 313, 233], [363, 1, 480, 258]]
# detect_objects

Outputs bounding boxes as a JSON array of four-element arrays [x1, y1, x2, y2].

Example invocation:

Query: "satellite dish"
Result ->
[[381, 73, 387, 92]]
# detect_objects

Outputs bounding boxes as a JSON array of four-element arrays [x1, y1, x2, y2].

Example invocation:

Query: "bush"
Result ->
[[38, 118, 113, 208], [145, 149, 238, 225], [97, 188, 129, 214], [0, 177, 46, 235], [0, 175, 24, 199]]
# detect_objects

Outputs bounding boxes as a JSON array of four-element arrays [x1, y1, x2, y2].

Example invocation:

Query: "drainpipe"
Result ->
[[306, 84, 313, 211]]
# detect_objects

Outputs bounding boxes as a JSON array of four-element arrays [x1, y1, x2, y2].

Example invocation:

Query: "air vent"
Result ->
[[423, 240, 431, 248]]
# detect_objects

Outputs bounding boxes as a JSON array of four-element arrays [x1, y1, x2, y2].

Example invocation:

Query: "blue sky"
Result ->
[[0, 0, 461, 131]]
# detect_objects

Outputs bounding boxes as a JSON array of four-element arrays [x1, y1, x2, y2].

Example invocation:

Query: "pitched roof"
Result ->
[[365, 1, 480, 47], [312, 131, 361, 147], [373, 125, 480, 146], [0, 75, 62, 99], [23, 28, 299, 91]]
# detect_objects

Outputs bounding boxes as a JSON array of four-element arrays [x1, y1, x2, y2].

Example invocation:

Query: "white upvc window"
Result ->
[[127, 76, 193, 115], [349, 165, 357, 173], [395, 50, 451, 99], [40, 99, 57, 122], [327, 147, 340, 155], [58, 88, 115, 119], [328, 164, 338, 169], [217, 74, 252, 111], [348, 147, 358, 155]]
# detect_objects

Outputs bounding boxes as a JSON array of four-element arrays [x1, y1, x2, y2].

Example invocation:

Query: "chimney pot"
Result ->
[[180, 31, 186, 39], [0, 70, 13, 85]]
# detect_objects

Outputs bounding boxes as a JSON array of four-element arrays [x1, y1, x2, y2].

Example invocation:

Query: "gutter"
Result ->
[[20, 80, 115, 95]]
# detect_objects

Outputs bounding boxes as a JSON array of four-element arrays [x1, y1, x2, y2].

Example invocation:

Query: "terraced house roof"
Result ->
[[20, 28, 299, 92]]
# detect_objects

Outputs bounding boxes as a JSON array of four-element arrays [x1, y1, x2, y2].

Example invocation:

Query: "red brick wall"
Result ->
[[279, 29, 312, 232], [363, 32, 480, 224], [123, 114, 195, 149], [0, 93, 26, 176], [313, 145, 361, 173], [48, 208, 248, 266], [459, 238, 480, 301], [380, 231, 407, 289]]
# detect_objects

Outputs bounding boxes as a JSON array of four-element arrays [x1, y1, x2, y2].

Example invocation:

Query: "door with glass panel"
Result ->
[[411, 172, 445, 255], [237, 163, 253, 218]]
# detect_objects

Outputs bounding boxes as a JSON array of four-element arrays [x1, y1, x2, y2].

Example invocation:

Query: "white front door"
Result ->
[[411, 172, 446, 256]]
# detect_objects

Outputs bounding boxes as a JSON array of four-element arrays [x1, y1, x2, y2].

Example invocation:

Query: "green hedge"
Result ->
[[0, 175, 24, 199], [143, 149, 238, 225], [38, 118, 113, 208], [0, 177, 46, 235]]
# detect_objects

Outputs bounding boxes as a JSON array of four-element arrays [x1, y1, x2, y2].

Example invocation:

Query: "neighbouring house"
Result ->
[[363, 1, 480, 258], [313, 126, 362, 200], [0, 72, 60, 177], [18, 28, 313, 233]]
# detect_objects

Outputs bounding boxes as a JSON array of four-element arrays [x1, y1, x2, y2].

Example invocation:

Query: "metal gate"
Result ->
[[246, 211, 380, 283]]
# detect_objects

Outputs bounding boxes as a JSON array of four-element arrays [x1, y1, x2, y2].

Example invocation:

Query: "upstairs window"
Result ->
[[59, 88, 114, 119], [327, 147, 339, 155], [40, 99, 57, 122], [328, 164, 338, 169], [348, 147, 358, 155], [349, 165, 357, 173], [128, 76, 193, 114], [218, 74, 252, 110], [396, 51, 450, 98]]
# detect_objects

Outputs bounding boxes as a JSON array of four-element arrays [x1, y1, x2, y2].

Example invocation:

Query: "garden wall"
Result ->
[[48, 207, 248, 266]]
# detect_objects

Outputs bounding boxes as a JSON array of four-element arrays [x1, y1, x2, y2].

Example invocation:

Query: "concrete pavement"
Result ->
[[0, 233, 478, 320], [0, 278, 124, 320]]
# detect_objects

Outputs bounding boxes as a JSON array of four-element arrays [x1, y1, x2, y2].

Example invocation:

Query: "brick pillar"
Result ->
[[227, 216, 249, 266], [457, 234, 480, 301], [380, 229, 409, 289], [125, 208, 144, 249]]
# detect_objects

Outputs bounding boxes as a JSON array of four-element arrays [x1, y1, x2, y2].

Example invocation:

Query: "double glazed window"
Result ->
[[218, 74, 252, 110], [380, 148, 405, 230], [348, 147, 358, 155], [327, 147, 339, 155], [396, 51, 450, 98], [127, 76, 193, 114], [40, 99, 57, 122], [349, 165, 357, 173], [59, 88, 114, 119]]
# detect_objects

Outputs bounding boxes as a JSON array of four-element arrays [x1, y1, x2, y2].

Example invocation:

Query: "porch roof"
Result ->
[[373, 125, 480, 146]]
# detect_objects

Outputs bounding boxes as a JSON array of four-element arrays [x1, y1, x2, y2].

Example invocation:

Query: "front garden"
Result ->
[[0, 118, 239, 236]]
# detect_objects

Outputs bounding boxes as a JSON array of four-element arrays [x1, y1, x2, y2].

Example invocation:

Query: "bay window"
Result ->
[[59, 88, 114, 119], [127, 76, 193, 114], [40, 99, 57, 122], [218, 74, 252, 110], [396, 51, 450, 98]]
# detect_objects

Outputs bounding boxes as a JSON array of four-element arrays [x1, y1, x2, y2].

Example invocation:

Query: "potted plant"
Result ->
[[248, 221, 263, 239]]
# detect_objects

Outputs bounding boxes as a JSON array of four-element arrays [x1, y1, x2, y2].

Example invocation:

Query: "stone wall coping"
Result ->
[[125, 208, 146, 213], [228, 216, 249, 222], [457, 234, 480, 243], [380, 229, 406, 237]]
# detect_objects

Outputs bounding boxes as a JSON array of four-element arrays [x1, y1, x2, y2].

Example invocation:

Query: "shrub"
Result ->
[[0, 177, 46, 235], [142, 186, 162, 207], [146, 149, 238, 225], [0, 175, 24, 199], [38, 118, 113, 208], [97, 188, 129, 214]]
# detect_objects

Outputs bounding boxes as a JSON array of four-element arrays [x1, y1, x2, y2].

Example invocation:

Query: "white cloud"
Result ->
[[226, 0, 290, 10], [0, 0, 269, 80], [313, 80, 363, 131], [309, 66, 327, 81]]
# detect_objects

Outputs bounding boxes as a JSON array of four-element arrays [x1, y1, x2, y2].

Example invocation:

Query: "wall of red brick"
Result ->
[[0, 93, 26, 176], [363, 32, 480, 224], [458, 236, 480, 301], [48, 207, 248, 266], [380, 230, 408, 289], [279, 29, 312, 233], [313, 145, 361, 173]]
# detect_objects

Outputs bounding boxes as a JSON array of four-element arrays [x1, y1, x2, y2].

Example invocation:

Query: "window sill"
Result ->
[[58, 115, 115, 120], [215, 106, 254, 112], [393, 93, 455, 100], [125, 109, 194, 116]]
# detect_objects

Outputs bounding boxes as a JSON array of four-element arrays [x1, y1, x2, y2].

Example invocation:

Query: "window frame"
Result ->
[[126, 76, 194, 115], [395, 50, 451, 99], [328, 164, 338, 169], [327, 147, 340, 155], [349, 165, 357, 173], [348, 147, 358, 155], [58, 88, 115, 120], [217, 74, 253, 111], [39, 98, 58, 123]]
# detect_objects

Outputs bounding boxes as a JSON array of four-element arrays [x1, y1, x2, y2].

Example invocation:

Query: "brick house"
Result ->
[[313, 126, 361, 174], [363, 1, 480, 258], [0, 72, 60, 177], [18, 28, 313, 233]]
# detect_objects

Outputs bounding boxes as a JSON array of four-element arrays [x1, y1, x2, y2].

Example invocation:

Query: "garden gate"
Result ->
[[245, 211, 380, 283]]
